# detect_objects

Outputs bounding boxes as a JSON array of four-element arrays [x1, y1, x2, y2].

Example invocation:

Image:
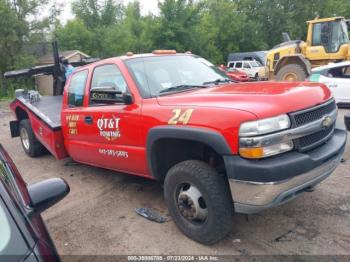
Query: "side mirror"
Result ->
[[28, 178, 69, 214], [345, 112, 350, 132], [90, 86, 133, 105], [122, 93, 133, 105]]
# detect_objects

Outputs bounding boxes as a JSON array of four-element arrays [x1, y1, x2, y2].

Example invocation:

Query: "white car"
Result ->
[[310, 61, 350, 106], [227, 60, 268, 80]]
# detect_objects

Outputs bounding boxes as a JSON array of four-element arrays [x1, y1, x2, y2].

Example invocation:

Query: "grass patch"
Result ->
[[0, 97, 13, 102]]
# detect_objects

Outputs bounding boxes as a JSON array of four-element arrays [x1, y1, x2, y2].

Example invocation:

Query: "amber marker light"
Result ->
[[152, 50, 177, 55]]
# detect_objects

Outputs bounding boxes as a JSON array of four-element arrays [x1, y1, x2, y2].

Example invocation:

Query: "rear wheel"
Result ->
[[19, 120, 46, 157], [164, 160, 234, 245], [276, 64, 307, 81]]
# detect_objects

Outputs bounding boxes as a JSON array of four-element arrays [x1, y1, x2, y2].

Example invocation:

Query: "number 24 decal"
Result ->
[[168, 109, 194, 125]]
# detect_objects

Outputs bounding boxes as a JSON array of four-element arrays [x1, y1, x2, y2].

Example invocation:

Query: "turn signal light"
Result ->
[[152, 50, 177, 55], [239, 142, 294, 159], [239, 147, 264, 159]]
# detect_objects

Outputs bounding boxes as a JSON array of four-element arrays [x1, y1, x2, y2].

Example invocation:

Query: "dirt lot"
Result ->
[[0, 101, 350, 256]]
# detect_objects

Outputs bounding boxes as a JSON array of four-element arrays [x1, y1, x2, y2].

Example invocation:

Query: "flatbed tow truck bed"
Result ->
[[16, 95, 62, 130], [10, 93, 67, 159]]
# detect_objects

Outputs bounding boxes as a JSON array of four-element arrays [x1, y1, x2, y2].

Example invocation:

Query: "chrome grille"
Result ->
[[292, 100, 336, 127], [295, 124, 335, 151], [290, 99, 337, 152]]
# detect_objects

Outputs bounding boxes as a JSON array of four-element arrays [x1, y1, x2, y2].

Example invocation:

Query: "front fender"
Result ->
[[146, 126, 232, 179]]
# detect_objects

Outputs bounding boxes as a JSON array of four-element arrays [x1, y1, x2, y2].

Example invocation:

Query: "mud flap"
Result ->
[[10, 121, 20, 137]]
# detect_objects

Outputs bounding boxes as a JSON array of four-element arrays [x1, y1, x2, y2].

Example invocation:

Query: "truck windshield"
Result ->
[[125, 55, 229, 96]]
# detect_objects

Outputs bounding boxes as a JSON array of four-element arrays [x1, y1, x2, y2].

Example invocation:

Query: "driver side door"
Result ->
[[66, 63, 145, 175]]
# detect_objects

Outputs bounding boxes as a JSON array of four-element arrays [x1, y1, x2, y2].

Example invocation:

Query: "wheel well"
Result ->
[[150, 139, 225, 181], [15, 107, 29, 122], [275, 56, 310, 75]]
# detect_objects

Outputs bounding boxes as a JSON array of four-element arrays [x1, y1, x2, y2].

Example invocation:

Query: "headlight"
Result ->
[[239, 114, 293, 159], [239, 114, 291, 137]]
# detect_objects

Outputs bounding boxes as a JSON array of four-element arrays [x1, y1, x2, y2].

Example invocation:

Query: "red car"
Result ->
[[0, 144, 69, 261], [226, 68, 250, 82], [6, 51, 347, 244], [218, 65, 250, 82]]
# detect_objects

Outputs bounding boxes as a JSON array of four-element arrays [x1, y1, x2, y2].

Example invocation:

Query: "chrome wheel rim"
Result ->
[[176, 183, 208, 224], [20, 128, 30, 151]]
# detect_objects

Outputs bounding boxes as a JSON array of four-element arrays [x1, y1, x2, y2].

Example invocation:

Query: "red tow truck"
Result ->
[[5, 50, 347, 244]]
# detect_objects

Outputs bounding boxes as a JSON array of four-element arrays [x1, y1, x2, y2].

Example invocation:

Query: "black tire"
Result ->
[[164, 160, 234, 245], [276, 64, 307, 81], [19, 119, 46, 157]]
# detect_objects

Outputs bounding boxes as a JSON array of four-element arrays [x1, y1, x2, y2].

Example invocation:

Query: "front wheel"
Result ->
[[164, 160, 234, 245]]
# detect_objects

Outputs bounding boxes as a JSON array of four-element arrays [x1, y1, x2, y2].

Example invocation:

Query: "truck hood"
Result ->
[[157, 82, 332, 119]]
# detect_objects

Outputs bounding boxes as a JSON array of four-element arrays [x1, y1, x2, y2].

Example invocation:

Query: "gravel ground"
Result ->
[[0, 101, 349, 256]]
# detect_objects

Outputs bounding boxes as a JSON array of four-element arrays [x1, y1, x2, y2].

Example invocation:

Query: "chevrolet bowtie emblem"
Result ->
[[322, 116, 333, 129]]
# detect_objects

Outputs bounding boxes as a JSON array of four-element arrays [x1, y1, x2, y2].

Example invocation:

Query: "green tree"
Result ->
[[55, 19, 95, 55], [0, 0, 50, 97], [72, 0, 122, 28], [54, 0, 350, 65], [237, 0, 350, 48], [57, 0, 124, 57], [194, 0, 268, 64], [102, 2, 156, 56], [0, 1, 27, 72], [153, 0, 203, 51]]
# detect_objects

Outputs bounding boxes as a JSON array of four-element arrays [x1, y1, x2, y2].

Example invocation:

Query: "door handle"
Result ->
[[84, 116, 93, 124]]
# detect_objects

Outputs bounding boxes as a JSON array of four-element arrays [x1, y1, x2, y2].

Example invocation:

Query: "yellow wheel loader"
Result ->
[[266, 17, 350, 81]]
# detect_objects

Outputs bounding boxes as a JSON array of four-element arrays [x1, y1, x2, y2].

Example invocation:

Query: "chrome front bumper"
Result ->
[[228, 130, 346, 214]]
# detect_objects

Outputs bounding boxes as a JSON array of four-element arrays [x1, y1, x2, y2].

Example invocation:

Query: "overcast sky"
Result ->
[[46, 0, 161, 23]]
